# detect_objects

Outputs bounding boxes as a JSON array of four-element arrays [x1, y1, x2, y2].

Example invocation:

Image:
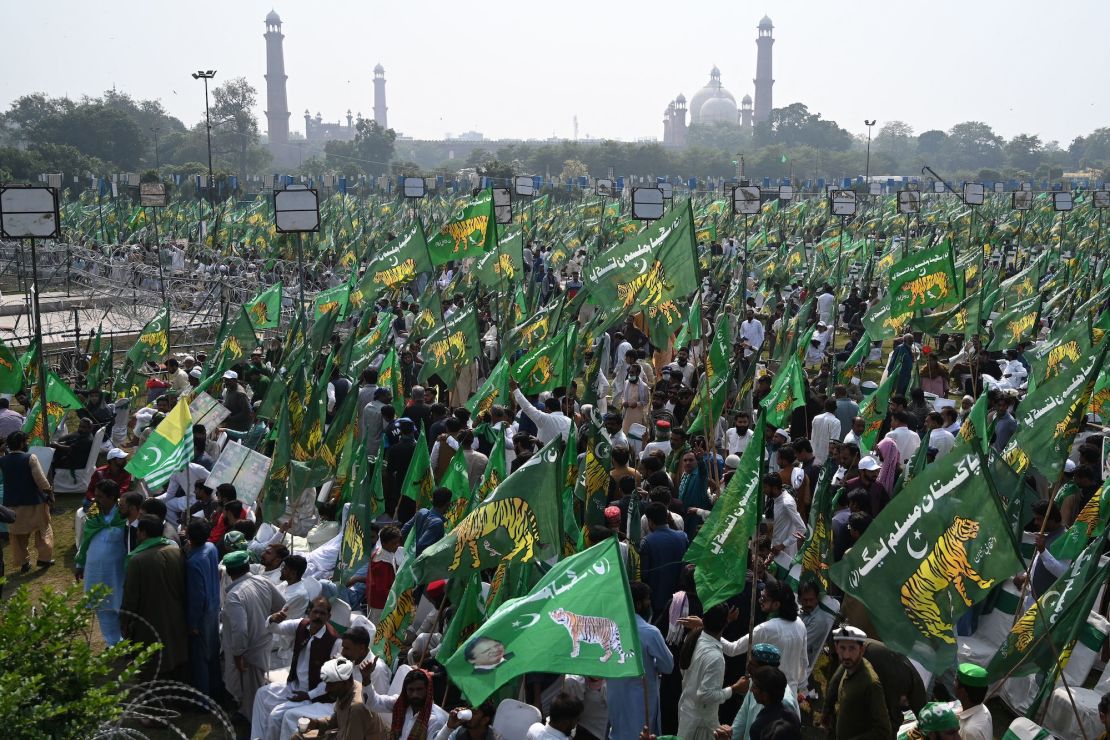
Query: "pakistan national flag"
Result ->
[[442, 538, 644, 705], [417, 308, 481, 387], [829, 441, 1023, 673], [125, 398, 194, 489], [411, 437, 564, 584], [686, 425, 765, 610], [987, 533, 1110, 681], [428, 189, 496, 265], [887, 242, 959, 316], [583, 199, 699, 312], [245, 282, 283, 330]]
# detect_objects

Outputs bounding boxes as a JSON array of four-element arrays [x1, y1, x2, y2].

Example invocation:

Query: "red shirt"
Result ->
[[85, 465, 133, 503]]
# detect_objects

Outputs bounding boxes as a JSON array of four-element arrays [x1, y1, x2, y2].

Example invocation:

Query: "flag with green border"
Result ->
[[371, 530, 419, 664], [1051, 479, 1110, 560], [336, 441, 378, 584], [440, 446, 474, 530], [400, 428, 435, 510], [793, 460, 837, 592], [474, 225, 524, 291], [836, 331, 872, 384], [510, 324, 576, 396], [442, 538, 644, 706], [377, 347, 406, 415], [357, 221, 433, 306], [84, 327, 104, 392], [466, 356, 511, 419], [438, 572, 487, 660], [987, 294, 1042, 351]]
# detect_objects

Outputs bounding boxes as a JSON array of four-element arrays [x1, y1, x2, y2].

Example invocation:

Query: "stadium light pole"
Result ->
[[192, 70, 217, 204], [864, 119, 877, 186]]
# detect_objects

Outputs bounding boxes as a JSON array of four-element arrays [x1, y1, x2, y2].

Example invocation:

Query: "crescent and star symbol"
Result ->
[[906, 530, 929, 559]]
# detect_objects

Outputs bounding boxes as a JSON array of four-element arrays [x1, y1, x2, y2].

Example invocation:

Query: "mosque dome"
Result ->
[[689, 66, 737, 125], [266, 9, 281, 24], [675, 93, 686, 104], [374, 63, 385, 75], [699, 95, 739, 125], [741, 94, 753, 106], [759, 15, 773, 29]]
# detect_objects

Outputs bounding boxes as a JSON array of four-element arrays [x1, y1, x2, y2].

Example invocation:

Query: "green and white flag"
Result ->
[[442, 538, 644, 705], [125, 397, 194, 489]]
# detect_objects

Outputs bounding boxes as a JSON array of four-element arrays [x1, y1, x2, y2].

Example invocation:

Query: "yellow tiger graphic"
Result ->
[[520, 316, 550, 345], [1090, 388, 1110, 417], [494, 253, 515, 280], [449, 496, 542, 571], [801, 514, 829, 589], [646, 300, 681, 324], [905, 271, 950, 307], [249, 301, 271, 326], [376, 588, 415, 663], [615, 260, 673, 309], [1011, 603, 1038, 652], [528, 356, 554, 386], [1003, 445, 1030, 475], [447, 331, 468, 358], [1074, 490, 1103, 536], [485, 562, 508, 610], [1045, 341, 1081, 378], [900, 516, 994, 644], [318, 300, 340, 315], [549, 607, 630, 663], [223, 335, 245, 360], [1006, 313, 1037, 344], [373, 258, 417, 288]]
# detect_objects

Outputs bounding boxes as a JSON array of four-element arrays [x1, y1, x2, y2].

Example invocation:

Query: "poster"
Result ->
[[204, 441, 272, 510], [190, 392, 230, 435]]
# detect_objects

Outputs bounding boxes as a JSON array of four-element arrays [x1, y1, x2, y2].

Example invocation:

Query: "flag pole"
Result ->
[[639, 675, 651, 734]]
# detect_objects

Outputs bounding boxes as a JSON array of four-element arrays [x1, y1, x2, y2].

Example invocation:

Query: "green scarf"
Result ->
[[75, 506, 125, 568], [125, 535, 174, 565]]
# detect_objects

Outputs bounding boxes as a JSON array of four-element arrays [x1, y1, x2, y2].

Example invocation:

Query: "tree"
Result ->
[[560, 159, 588, 180], [916, 130, 948, 161], [0, 584, 155, 738], [874, 121, 915, 169], [755, 103, 853, 151], [685, 122, 753, 153], [944, 121, 1004, 172], [328, 120, 395, 177], [210, 77, 269, 175], [1005, 134, 1043, 174]]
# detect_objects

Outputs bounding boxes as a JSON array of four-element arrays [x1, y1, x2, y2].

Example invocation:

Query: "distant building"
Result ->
[[662, 16, 775, 146], [303, 109, 359, 144]]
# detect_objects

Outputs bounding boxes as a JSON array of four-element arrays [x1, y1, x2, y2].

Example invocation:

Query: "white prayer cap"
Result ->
[[222, 370, 238, 380], [319, 657, 355, 683], [725, 454, 741, 470], [106, 448, 128, 461], [833, 625, 867, 642], [190, 368, 203, 379], [858, 456, 881, 472], [773, 428, 790, 443], [1065, 459, 1077, 473]]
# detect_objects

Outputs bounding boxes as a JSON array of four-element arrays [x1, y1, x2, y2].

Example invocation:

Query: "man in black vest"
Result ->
[[250, 596, 342, 740], [1, 431, 54, 573]]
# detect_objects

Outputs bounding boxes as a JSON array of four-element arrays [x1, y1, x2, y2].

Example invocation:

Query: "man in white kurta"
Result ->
[[677, 616, 741, 740], [221, 553, 286, 717]]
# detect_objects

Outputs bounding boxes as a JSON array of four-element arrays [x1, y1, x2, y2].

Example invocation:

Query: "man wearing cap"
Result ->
[[912, 702, 962, 740], [821, 626, 891, 740], [727, 643, 800, 740], [955, 663, 992, 740], [222, 371, 252, 432], [222, 548, 287, 718], [846, 455, 888, 518], [253, 595, 343, 740], [641, 420, 673, 460], [292, 656, 387, 740], [85, 447, 132, 509]]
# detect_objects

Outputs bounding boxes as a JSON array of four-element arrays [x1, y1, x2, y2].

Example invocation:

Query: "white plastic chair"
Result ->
[[1043, 654, 1110, 737], [957, 579, 1023, 665], [53, 426, 107, 494], [1004, 716, 1055, 740], [492, 698, 543, 739]]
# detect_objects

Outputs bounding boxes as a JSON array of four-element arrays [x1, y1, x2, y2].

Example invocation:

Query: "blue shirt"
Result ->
[[640, 527, 689, 613], [401, 508, 447, 556], [608, 614, 674, 739], [185, 542, 220, 630]]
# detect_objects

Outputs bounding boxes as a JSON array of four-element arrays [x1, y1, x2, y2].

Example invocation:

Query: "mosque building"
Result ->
[[662, 15, 774, 148]]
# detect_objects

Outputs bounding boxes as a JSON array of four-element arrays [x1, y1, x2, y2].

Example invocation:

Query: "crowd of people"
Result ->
[[3, 221, 1109, 740]]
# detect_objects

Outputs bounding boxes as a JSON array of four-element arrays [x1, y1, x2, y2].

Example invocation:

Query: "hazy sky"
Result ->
[[3, 0, 1108, 146]]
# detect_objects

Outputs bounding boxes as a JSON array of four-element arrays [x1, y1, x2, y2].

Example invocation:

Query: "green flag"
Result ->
[[400, 428, 435, 509], [336, 441, 375, 584], [411, 437, 564, 584], [837, 331, 872, 385], [377, 347, 406, 416], [115, 307, 170, 397], [1051, 478, 1110, 560], [1000, 339, 1108, 481], [510, 325, 576, 396], [357, 221, 433, 305], [314, 284, 351, 321], [987, 294, 1041, 351], [858, 359, 902, 453], [428, 189, 496, 265], [125, 397, 194, 489], [245, 282, 283, 330], [761, 356, 806, 429], [987, 533, 1110, 681], [793, 460, 837, 592], [84, 327, 104, 392], [409, 289, 443, 341], [474, 225, 524, 290], [371, 533, 419, 664], [686, 424, 765, 610], [211, 305, 258, 377], [418, 309, 481, 387], [0, 336, 23, 394], [887, 242, 959, 316], [1025, 317, 1091, 386], [583, 199, 699, 314], [24, 370, 85, 445], [466, 356, 511, 419], [438, 572, 487, 661], [440, 446, 474, 530], [442, 538, 644, 706], [829, 441, 1024, 673]]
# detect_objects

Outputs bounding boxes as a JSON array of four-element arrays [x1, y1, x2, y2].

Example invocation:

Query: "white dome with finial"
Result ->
[[689, 67, 737, 125], [759, 15, 773, 29]]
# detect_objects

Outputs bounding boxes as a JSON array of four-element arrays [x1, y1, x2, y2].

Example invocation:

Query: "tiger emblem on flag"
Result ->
[[800, 514, 829, 589], [549, 608, 631, 664], [373, 258, 417, 288], [449, 497, 542, 571], [249, 301, 271, 326], [1045, 341, 1081, 379], [900, 516, 994, 644], [615, 260, 673, 309], [375, 588, 415, 664], [646, 300, 681, 324], [1006, 313, 1037, 344], [1010, 602, 1039, 652], [905, 271, 950, 307], [318, 300, 340, 315], [528, 356, 554, 387], [494, 253, 515, 281]]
